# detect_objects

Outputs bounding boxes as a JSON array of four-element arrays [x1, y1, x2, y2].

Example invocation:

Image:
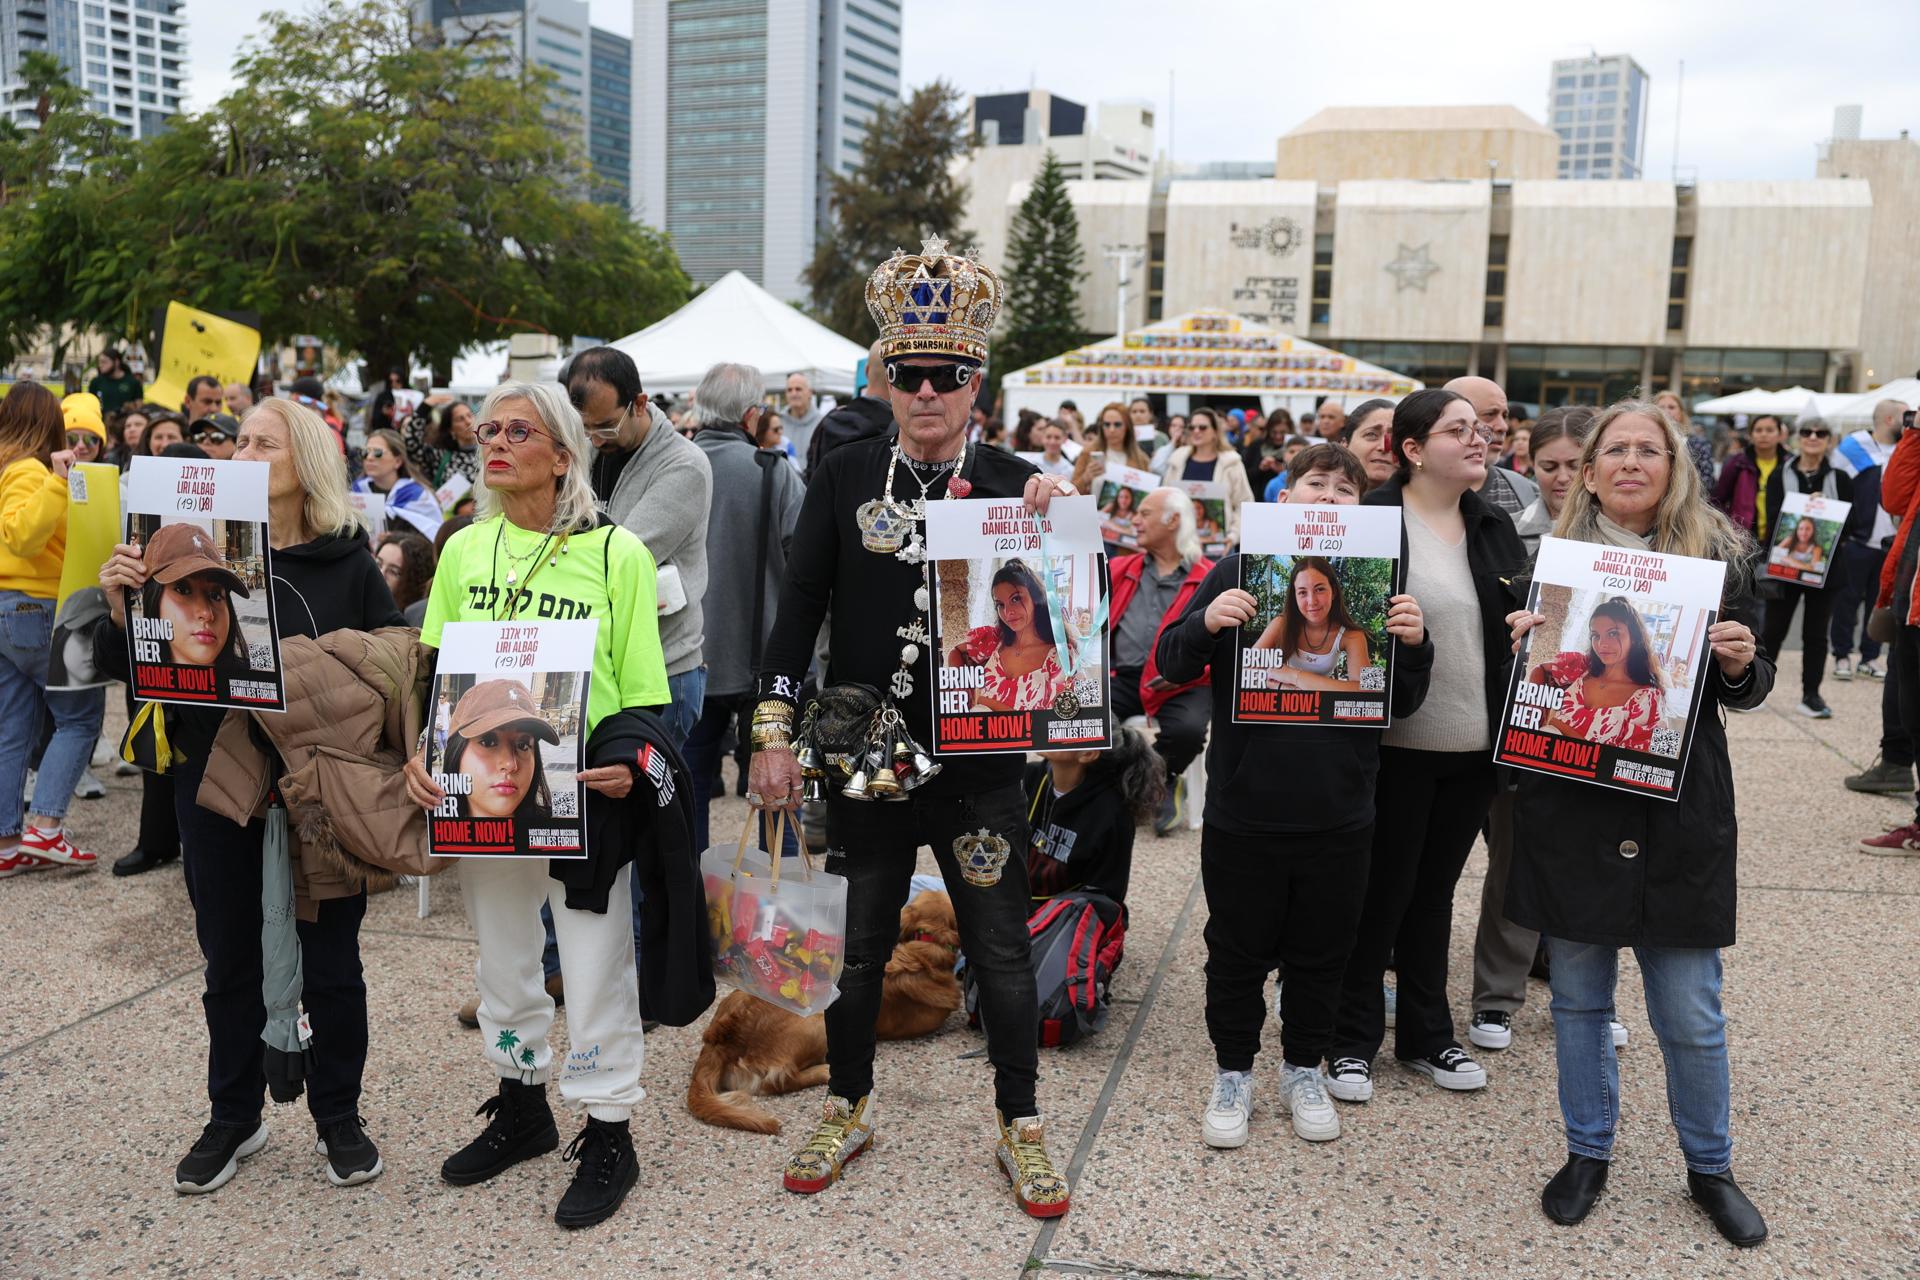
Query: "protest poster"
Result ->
[[425, 618, 596, 859], [1180, 479, 1230, 556], [1496, 535, 1725, 800], [1094, 464, 1159, 547], [1233, 502, 1401, 726], [1766, 490, 1849, 589], [434, 471, 473, 515], [46, 463, 121, 691], [346, 490, 388, 545], [122, 457, 282, 710], [925, 495, 1111, 754], [145, 302, 261, 414]]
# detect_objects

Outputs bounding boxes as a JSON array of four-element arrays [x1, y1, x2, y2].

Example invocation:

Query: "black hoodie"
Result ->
[[99, 531, 404, 759], [1154, 555, 1435, 838], [1023, 760, 1133, 904]]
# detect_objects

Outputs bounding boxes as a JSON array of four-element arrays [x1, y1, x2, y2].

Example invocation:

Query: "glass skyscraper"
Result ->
[[1548, 53, 1650, 181]]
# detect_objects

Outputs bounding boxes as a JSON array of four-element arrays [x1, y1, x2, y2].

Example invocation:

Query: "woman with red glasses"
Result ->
[[1756, 415, 1852, 718]]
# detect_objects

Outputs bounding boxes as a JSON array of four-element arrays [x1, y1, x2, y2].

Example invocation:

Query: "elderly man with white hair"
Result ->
[[1111, 486, 1216, 834], [780, 371, 824, 463]]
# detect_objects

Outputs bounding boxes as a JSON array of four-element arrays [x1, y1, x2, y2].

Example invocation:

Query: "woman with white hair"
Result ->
[[401, 381, 669, 1230], [96, 396, 405, 1195]]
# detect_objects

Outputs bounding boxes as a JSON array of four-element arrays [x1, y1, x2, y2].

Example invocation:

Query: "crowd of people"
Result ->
[[4, 242, 1912, 1249]]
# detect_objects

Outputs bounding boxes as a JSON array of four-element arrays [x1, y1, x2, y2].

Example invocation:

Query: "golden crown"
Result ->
[[865, 237, 1004, 365]]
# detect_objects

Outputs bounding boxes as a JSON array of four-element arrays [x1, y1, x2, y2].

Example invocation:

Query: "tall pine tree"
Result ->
[[996, 151, 1087, 385], [806, 82, 972, 340]]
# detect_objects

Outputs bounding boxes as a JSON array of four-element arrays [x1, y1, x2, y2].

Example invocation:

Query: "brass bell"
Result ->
[[794, 739, 826, 775], [866, 765, 902, 797]]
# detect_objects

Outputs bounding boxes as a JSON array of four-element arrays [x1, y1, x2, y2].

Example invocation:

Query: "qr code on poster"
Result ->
[[551, 787, 578, 818], [1650, 726, 1682, 758], [248, 643, 274, 670], [1359, 666, 1386, 692]]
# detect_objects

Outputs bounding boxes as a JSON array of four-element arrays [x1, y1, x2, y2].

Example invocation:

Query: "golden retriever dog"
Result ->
[[686, 889, 963, 1133]]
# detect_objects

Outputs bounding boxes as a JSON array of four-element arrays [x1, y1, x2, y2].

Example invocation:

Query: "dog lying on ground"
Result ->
[[687, 889, 963, 1133]]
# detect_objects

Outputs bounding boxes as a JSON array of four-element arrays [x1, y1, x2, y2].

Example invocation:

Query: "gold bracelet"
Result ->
[[750, 728, 793, 752], [751, 699, 795, 728]]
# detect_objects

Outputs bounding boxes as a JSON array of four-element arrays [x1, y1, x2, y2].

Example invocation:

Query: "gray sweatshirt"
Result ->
[[694, 425, 805, 696], [603, 402, 713, 676]]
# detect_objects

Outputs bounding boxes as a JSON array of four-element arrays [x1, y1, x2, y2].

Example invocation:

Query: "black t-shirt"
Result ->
[[591, 446, 636, 505], [757, 432, 1039, 797]]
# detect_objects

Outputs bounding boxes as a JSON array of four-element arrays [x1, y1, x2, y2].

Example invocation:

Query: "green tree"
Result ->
[[995, 150, 1087, 383], [0, 0, 690, 376], [805, 81, 972, 341]]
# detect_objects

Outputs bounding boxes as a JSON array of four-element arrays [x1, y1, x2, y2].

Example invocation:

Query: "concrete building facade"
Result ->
[[1273, 106, 1560, 183], [2, 0, 184, 140], [1820, 133, 1920, 386]]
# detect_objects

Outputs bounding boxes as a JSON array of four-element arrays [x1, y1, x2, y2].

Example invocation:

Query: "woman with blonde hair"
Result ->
[[1505, 399, 1771, 1247], [1653, 389, 1714, 489], [1162, 408, 1256, 546], [402, 381, 669, 1229], [94, 395, 405, 1194], [352, 426, 443, 540]]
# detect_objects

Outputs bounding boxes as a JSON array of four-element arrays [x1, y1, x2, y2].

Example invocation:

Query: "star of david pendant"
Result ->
[[857, 499, 908, 554]]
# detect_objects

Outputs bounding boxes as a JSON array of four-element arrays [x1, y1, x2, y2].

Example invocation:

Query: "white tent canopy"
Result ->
[[1825, 378, 1920, 425], [609, 270, 866, 397], [1690, 385, 1824, 416], [998, 309, 1422, 422]]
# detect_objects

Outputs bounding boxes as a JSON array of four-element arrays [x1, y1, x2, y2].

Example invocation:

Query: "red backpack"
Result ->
[[966, 891, 1126, 1048]]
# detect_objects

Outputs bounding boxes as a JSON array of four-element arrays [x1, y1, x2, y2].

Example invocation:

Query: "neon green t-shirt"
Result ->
[[420, 517, 670, 731]]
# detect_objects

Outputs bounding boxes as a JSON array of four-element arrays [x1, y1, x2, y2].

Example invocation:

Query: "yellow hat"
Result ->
[[61, 392, 106, 441]]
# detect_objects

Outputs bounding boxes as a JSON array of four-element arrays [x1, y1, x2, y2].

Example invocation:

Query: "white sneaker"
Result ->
[[73, 770, 106, 800], [1611, 1020, 1628, 1048], [114, 760, 140, 776], [1278, 1064, 1340, 1141], [1325, 1056, 1373, 1103], [1862, 659, 1887, 680], [1201, 1070, 1254, 1148], [1834, 657, 1854, 681], [91, 738, 115, 768]]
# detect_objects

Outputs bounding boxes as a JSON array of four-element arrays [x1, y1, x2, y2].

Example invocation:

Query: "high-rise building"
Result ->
[[415, 0, 592, 152], [2, 0, 184, 139], [634, 0, 903, 302], [588, 26, 631, 210], [1548, 53, 1650, 180]]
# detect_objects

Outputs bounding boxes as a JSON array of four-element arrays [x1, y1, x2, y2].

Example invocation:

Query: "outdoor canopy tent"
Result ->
[[609, 270, 866, 397], [1825, 378, 1920, 424], [998, 309, 1423, 423]]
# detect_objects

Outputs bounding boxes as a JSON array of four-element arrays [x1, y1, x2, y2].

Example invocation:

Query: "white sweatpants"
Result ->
[[459, 858, 646, 1121]]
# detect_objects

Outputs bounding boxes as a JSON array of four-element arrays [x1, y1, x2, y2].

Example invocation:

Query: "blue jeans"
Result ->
[[1547, 938, 1733, 1174], [682, 688, 800, 857], [541, 666, 707, 980], [0, 591, 55, 837], [29, 686, 106, 821]]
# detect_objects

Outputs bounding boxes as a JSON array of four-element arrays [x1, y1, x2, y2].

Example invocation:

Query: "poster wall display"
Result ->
[[425, 618, 596, 859], [1766, 491, 1850, 589], [122, 457, 282, 710], [1496, 536, 1725, 800], [925, 495, 1111, 755], [1094, 464, 1159, 548], [1180, 479, 1230, 557], [47, 463, 120, 691], [1233, 502, 1402, 726]]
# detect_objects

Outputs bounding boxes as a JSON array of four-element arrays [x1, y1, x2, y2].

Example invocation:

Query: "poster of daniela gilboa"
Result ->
[[925, 495, 1112, 755], [425, 618, 595, 858], [1497, 535, 1725, 799], [122, 456, 283, 710], [1233, 501, 1401, 726]]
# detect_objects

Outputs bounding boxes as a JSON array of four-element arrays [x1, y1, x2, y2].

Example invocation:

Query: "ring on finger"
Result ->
[[746, 791, 763, 805]]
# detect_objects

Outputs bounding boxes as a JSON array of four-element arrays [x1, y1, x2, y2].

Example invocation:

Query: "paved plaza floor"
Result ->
[[3, 650, 1916, 1278]]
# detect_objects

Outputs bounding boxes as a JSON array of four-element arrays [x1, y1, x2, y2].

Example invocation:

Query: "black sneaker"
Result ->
[[1797, 695, 1833, 719], [174, 1119, 268, 1194], [1468, 1010, 1513, 1051], [1154, 777, 1185, 837], [1325, 1056, 1373, 1103], [316, 1114, 384, 1187], [1400, 1045, 1488, 1091], [1844, 755, 1914, 794], [554, 1117, 639, 1229], [441, 1078, 560, 1186]]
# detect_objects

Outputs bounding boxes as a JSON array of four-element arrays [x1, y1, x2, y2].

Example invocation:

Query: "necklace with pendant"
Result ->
[[875, 441, 975, 700]]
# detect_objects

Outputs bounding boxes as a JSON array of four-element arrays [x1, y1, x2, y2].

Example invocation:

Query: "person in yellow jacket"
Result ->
[[0, 383, 97, 874]]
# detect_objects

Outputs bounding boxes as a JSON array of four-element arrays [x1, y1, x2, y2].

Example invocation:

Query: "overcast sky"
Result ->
[[191, 0, 1919, 181]]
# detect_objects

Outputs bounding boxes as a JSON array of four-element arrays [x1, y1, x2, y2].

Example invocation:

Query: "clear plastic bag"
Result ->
[[700, 811, 848, 1016]]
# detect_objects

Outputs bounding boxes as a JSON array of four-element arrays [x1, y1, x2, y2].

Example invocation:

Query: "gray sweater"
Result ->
[[695, 425, 805, 696], [603, 403, 713, 676]]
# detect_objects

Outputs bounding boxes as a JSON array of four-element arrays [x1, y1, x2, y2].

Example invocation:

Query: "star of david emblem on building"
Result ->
[[1384, 243, 1440, 292]]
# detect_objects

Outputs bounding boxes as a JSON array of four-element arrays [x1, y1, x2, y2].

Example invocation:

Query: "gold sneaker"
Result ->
[[782, 1094, 874, 1194], [995, 1112, 1070, 1217]]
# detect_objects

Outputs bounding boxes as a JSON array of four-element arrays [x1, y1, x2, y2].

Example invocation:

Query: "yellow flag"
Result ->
[[146, 302, 260, 413]]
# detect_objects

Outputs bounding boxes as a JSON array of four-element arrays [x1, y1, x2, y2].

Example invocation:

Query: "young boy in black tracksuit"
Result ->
[[1154, 445, 1432, 1148], [1022, 726, 1163, 907]]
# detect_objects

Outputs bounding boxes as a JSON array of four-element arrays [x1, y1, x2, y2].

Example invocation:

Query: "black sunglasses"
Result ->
[[886, 360, 975, 394], [1797, 426, 1831, 438]]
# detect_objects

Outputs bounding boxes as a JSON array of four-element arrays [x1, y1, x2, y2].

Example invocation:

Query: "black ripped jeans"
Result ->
[[824, 781, 1039, 1118]]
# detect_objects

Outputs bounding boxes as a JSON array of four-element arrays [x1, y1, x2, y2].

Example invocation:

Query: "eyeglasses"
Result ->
[[1438, 421, 1494, 445], [1597, 443, 1673, 464], [585, 407, 630, 439], [885, 360, 976, 394], [1797, 426, 1831, 439], [475, 419, 551, 446]]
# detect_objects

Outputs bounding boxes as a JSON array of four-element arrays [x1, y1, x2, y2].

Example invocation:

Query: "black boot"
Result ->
[[554, 1117, 638, 1229], [440, 1078, 559, 1186], [1687, 1170, 1767, 1247], [1541, 1154, 1609, 1225], [113, 845, 179, 877]]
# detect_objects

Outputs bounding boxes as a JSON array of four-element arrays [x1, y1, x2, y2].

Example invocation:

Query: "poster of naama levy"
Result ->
[[925, 495, 1111, 754], [1497, 536, 1725, 799]]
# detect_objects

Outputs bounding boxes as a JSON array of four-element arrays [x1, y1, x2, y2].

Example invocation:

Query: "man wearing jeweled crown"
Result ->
[[745, 238, 1079, 1217]]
